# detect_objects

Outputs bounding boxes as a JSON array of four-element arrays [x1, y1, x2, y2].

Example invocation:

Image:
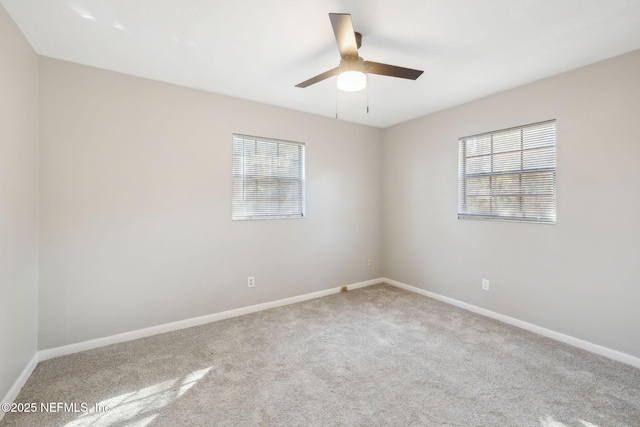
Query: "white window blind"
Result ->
[[232, 134, 305, 220], [458, 120, 556, 223]]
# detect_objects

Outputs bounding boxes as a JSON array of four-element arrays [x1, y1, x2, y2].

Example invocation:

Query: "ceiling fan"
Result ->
[[295, 13, 424, 92]]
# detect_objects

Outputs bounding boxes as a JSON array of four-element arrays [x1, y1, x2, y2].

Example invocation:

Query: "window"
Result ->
[[458, 120, 556, 223], [232, 134, 305, 220]]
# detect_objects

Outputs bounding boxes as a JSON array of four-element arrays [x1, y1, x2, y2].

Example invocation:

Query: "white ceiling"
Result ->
[[3, 0, 640, 128]]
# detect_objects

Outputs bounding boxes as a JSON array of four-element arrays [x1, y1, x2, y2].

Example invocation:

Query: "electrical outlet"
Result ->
[[366, 258, 372, 266], [482, 279, 489, 291], [248, 276, 255, 288]]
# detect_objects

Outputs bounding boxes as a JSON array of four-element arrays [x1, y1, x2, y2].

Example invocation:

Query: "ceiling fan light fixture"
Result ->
[[295, 14, 423, 91], [337, 58, 366, 92], [337, 70, 366, 92]]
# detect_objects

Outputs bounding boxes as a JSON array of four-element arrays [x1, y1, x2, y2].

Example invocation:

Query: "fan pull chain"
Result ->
[[366, 74, 370, 113]]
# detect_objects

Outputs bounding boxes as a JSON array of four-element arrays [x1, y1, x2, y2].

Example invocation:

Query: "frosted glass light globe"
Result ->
[[337, 70, 366, 92]]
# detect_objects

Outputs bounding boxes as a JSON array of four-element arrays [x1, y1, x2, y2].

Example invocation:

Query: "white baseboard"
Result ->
[[10, 275, 634, 414], [38, 278, 383, 362], [0, 353, 38, 422], [383, 278, 640, 369]]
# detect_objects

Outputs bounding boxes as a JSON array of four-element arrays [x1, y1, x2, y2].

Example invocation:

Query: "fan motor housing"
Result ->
[[339, 57, 365, 73]]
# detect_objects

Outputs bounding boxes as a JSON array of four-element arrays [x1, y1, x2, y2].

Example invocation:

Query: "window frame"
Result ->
[[232, 133, 306, 221], [457, 120, 557, 224]]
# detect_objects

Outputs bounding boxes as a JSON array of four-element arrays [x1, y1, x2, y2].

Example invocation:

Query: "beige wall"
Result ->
[[382, 49, 640, 358], [38, 58, 383, 350], [0, 4, 39, 401]]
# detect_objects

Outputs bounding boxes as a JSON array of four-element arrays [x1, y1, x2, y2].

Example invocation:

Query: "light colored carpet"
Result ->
[[2, 283, 639, 426]]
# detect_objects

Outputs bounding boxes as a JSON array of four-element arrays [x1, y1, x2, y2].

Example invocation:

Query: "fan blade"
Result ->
[[295, 67, 340, 88], [365, 61, 424, 80], [329, 13, 359, 59]]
